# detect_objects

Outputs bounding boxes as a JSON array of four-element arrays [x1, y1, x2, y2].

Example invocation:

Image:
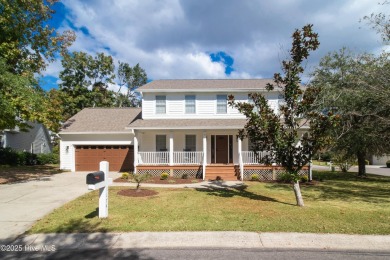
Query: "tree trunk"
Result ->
[[357, 150, 366, 176], [293, 181, 304, 207]]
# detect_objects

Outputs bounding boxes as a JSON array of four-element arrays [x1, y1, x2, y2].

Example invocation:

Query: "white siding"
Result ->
[[141, 91, 281, 119], [142, 94, 155, 118], [142, 92, 259, 119], [168, 94, 184, 115], [4, 122, 52, 154]]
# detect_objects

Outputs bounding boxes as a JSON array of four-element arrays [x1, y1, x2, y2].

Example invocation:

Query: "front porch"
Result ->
[[132, 130, 309, 181]]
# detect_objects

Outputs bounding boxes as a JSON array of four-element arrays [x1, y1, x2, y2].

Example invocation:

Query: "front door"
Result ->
[[216, 135, 229, 163]]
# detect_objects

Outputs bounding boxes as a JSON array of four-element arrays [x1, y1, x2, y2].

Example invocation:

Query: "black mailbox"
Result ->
[[86, 171, 105, 184]]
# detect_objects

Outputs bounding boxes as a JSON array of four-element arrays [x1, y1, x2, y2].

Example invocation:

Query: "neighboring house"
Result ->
[[0, 122, 52, 154], [372, 154, 390, 165], [59, 79, 308, 180]]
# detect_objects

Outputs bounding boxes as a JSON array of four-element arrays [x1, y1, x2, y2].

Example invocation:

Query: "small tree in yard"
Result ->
[[229, 24, 336, 206], [130, 173, 151, 192]]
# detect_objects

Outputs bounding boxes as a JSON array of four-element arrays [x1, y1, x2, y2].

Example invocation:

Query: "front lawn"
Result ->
[[28, 171, 390, 235], [0, 165, 63, 184]]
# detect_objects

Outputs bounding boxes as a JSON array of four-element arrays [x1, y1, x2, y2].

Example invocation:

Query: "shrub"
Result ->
[[0, 148, 19, 165], [386, 160, 390, 168], [181, 173, 188, 179], [278, 172, 293, 183], [250, 174, 260, 181], [0, 148, 39, 166], [130, 173, 151, 191], [160, 172, 169, 180], [320, 151, 332, 162], [121, 172, 130, 179], [300, 175, 308, 183], [365, 160, 370, 165], [36, 153, 59, 165]]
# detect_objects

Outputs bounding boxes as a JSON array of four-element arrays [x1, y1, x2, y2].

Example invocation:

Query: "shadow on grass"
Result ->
[[267, 171, 390, 204], [195, 182, 294, 206], [85, 208, 98, 219]]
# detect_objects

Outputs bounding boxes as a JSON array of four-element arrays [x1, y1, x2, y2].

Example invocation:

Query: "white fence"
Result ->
[[173, 152, 203, 165], [241, 151, 266, 165], [138, 151, 203, 165], [138, 152, 169, 165]]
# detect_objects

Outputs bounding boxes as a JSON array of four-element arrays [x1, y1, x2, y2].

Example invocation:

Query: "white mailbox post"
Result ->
[[86, 161, 113, 218]]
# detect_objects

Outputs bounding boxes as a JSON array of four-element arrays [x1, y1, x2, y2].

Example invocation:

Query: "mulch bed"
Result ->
[[114, 176, 202, 184], [117, 189, 159, 197]]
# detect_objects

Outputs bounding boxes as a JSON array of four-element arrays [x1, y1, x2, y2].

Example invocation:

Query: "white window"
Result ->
[[217, 95, 227, 114], [185, 95, 196, 114], [248, 94, 259, 113], [185, 135, 196, 151], [156, 95, 166, 114], [156, 135, 167, 151]]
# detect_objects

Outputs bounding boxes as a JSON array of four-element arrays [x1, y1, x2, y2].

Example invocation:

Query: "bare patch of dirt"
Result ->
[[114, 176, 202, 184], [117, 189, 159, 197], [0, 165, 63, 184]]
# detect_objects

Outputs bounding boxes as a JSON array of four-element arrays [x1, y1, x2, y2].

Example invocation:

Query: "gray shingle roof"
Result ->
[[138, 79, 275, 92], [128, 118, 247, 130], [60, 108, 141, 133]]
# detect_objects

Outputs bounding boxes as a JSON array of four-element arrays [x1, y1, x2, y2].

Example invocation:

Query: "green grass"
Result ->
[[312, 160, 330, 166], [28, 171, 390, 235]]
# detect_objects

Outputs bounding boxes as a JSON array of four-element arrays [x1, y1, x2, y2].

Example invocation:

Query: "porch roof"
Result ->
[[127, 118, 247, 130]]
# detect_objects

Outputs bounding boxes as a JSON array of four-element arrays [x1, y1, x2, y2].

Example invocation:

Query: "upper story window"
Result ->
[[185, 95, 196, 114], [216, 94, 227, 114], [248, 94, 259, 113], [156, 95, 166, 114]]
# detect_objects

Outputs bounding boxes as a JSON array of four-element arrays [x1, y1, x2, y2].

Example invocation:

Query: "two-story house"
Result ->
[[59, 79, 308, 180]]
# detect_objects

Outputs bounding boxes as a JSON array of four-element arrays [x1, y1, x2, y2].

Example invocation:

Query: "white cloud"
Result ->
[[43, 0, 386, 83]]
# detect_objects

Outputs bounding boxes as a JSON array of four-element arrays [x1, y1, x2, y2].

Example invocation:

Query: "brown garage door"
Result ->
[[75, 145, 134, 172]]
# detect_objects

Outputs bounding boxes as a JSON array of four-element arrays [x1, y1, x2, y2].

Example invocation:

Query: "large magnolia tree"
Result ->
[[312, 49, 390, 176], [229, 24, 336, 206]]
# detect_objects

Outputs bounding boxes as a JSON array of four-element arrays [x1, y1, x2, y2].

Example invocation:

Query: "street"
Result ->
[[1, 247, 390, 260]]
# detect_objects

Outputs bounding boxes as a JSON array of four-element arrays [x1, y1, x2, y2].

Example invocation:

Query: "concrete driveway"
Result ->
[[0, 172, 119, 241]]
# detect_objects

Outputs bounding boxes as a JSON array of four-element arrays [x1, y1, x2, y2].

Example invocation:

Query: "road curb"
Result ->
[[9, 232, 390, 251]]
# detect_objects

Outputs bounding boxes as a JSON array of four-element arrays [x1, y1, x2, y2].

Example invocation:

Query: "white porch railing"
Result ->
[[173, 152, 203, 165], [138, 152, 169, 165], [241, 151, 267, 165], [138, 151, 203, 165]]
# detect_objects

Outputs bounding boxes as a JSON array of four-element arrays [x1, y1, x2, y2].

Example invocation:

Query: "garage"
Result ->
[[75, 145, 134, 172]]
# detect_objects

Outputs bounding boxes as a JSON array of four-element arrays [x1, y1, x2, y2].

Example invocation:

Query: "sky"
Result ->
[[40, 0, 389, 90]]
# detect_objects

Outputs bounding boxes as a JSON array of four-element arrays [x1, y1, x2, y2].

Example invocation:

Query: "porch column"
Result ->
[[133, 131, 138, 174], [169, 131, 174, 166], [238, 137, 243, 181], [202, 131, 207, 180]]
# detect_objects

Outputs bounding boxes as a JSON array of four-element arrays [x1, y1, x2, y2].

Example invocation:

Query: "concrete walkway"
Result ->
[[9, 232, 390, 251]]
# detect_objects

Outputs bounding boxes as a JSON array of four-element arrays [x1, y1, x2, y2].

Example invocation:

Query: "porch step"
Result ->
[[206, 165, 239, 181]]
